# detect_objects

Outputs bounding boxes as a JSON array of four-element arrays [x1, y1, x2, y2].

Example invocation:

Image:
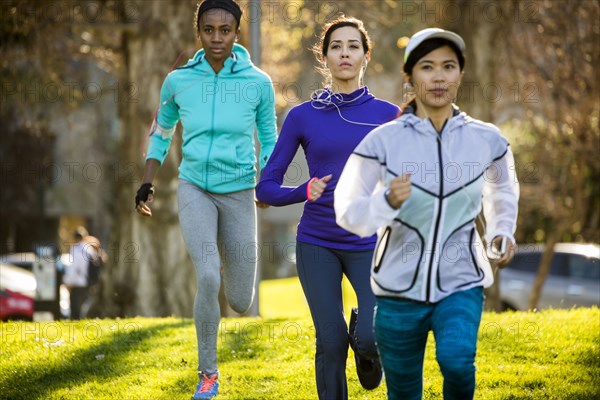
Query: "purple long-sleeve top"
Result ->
[[256, 87, 400, 250]]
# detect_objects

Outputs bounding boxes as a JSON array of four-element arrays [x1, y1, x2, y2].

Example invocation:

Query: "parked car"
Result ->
[[0, 262, 36, 321], [0, 252, 37, 272], [0, 252, 70, 319], [499, 243, 600, 310], [0, 289, 35, 321]]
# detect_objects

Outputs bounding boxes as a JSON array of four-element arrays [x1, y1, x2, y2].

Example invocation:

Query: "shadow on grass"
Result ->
[[0, 319, 192, 400]]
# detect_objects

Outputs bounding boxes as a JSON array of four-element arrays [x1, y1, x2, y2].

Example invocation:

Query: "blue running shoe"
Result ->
[[192, 372, 219, 399]]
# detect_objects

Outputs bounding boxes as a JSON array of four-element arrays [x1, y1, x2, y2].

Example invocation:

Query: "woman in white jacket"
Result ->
[[334, 28, 519, 400]]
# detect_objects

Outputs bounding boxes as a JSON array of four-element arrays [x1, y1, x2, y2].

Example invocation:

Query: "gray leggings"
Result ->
[[178, 179, 257, 374]]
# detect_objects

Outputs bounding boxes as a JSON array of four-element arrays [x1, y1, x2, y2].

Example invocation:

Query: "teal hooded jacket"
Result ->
[[146, 44, 277, 194]]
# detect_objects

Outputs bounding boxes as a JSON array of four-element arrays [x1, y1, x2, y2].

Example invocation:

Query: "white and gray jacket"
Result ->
[[334, 106, 519, 303]]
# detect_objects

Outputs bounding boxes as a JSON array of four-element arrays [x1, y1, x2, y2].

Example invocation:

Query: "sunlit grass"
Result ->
[[0, 279, 598, 399], [258, 276, 357, 319]]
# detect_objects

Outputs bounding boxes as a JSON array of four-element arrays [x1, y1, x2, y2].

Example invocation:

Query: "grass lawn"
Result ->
[[0, 277, 598, 399]]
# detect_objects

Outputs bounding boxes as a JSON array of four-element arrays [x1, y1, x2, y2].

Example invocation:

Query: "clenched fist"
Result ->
[[309, 174, 332, 201], [386, 173, 411, 209]]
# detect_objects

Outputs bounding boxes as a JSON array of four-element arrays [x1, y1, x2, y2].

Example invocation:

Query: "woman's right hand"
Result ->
[[386, 174, 411, 209], [135, 183, 155, 217]]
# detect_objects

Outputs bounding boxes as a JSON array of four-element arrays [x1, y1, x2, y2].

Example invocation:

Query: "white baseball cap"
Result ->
[[403, 28, 466, 64]]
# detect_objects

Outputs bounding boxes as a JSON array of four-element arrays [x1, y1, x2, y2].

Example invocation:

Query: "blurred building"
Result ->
[[1, 59, 120, 255]]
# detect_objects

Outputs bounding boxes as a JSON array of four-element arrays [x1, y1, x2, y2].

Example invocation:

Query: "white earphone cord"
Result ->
[[310, 87, 380, 127]]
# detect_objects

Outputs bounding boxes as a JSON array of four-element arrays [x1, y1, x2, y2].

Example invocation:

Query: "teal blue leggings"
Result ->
[[374, 287, 484, 400]]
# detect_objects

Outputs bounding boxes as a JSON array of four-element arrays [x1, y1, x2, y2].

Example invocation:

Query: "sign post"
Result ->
[[33, 246, 61, 319]]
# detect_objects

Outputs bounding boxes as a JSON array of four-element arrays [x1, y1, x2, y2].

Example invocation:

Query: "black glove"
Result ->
[[135, 183, 155, 209]]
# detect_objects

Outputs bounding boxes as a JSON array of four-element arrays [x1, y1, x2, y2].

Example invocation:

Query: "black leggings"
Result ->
[[296, 241, 377, 400]]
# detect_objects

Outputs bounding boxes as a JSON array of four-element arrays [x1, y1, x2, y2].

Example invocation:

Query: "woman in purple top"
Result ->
[[256, 17, 399, 400]]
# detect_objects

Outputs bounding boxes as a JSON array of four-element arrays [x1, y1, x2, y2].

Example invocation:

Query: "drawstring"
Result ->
[[230, 52, 238, 73]]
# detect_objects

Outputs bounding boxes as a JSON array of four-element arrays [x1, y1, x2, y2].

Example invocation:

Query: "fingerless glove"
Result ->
[[135, 183, 155, 209]]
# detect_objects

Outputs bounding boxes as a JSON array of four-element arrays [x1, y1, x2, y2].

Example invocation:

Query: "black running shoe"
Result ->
[[349, 307, 383, 390]]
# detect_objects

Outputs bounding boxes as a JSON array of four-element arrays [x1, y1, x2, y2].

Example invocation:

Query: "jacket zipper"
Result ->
[[425, 120, 448, 302], [205, 74, 218, 191]]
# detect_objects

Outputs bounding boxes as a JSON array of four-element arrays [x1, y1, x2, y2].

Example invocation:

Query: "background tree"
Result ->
[[107, 0, 198, 317], [497, 0, 599, 309], [0, 0, 123, 253], [431, 0, 599, 311], [1, 1, 69, 250]]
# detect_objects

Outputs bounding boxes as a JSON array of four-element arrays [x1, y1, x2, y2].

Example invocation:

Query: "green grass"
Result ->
[[0, 277, 598, 399]]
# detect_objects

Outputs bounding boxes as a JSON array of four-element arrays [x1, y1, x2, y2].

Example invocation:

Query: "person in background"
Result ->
[[256, 17, 400, 400], [134, 1, 277, 399], [334, 28, 519, 400], [62, 226, 92, 320], [80, 234, 106, 317]]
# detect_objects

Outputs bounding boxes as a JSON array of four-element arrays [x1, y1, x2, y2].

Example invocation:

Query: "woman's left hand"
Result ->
[[491, 236, 516, 268], [309, 174, 332, 201]]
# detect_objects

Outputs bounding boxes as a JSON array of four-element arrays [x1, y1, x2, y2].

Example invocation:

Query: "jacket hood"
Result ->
[[179, 43, 254, 74], [310, 86, 375, 110]]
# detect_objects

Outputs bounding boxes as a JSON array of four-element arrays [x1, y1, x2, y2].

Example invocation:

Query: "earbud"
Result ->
[[403, 78, 415, 97]]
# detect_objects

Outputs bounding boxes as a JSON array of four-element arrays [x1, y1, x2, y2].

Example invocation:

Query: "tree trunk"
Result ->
[[529, 151, 587, 309], [528, 231, 560, 310], [104, 0, 198, 317]]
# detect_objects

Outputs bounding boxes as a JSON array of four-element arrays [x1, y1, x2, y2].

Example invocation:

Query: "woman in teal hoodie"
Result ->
[[135, 1, 276, 399]]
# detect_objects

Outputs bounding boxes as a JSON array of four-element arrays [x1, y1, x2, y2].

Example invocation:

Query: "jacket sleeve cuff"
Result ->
[[384, 188, 403, 210], [145, 135, 169, 164], [485, 230, 516, 245], [373, 187, 401, 220]]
